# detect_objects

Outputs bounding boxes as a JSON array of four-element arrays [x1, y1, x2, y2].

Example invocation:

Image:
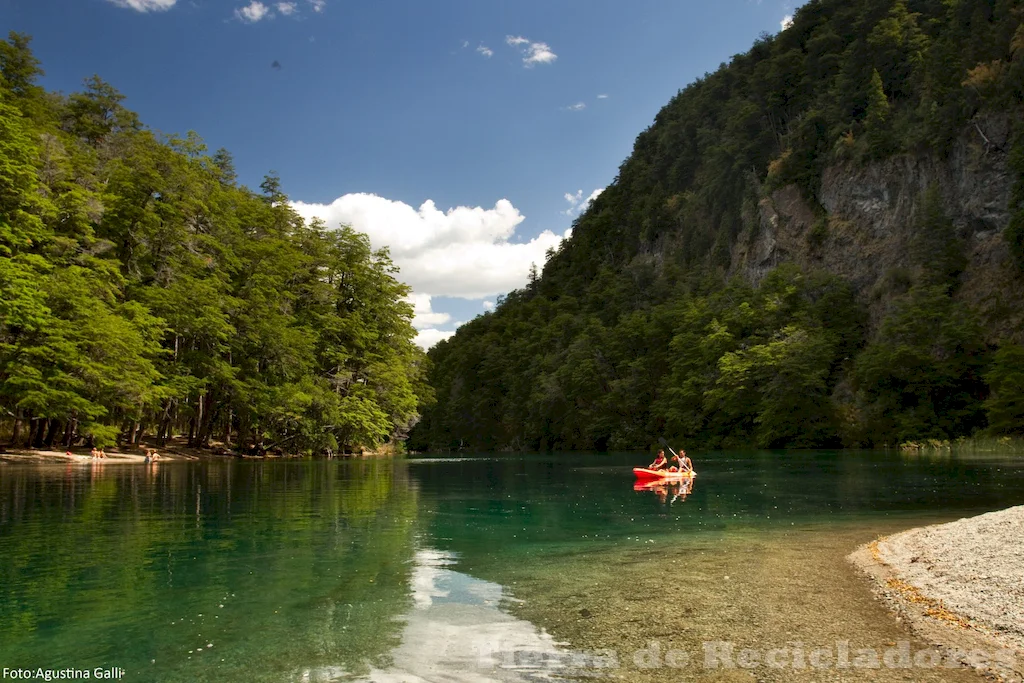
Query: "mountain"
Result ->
[[410, 0, 1024, 451]]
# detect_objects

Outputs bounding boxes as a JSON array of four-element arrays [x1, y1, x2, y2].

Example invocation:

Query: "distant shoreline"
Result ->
[[0, 447, 197, 465], [850, 507, 1024, 682], [0, 444, 395, 465]]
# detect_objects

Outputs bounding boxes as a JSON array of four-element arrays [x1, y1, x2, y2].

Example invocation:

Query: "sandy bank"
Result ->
[[0, 447, 196, 465], [850, 507, 1024, 682]]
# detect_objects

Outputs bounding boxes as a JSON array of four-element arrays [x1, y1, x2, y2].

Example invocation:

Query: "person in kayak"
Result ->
[[649, 449, 669, 470], [672, 449, 693, 473]]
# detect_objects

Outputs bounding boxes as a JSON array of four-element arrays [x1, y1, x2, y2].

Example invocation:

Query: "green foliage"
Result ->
[[412, 265, 865, 451], [864, 69, 892, 153], [912, 185, 966, 288], [984, 344, 1024, 436], [853, 286, 988, 444], [0, 36, 427, 453]]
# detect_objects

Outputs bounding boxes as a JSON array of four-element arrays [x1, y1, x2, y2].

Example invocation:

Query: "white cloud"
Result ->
[[107, 0, 176, 10], [476, 44, 493, 58], [523, 42, 557, 67], [597, 94, 609, 99], [276, 1, 296, 15], [415, 328, 456, 350], [291, 194, 565, 300], [562, 187, 604, 216], [405, 294, 452, 330], [505, 35, 557, 67], [781, 14, 793, 30], [293, 194, 578, 350], [236, 0, 271, 22], [462, 40, 470, 49], [309, 0, 325, 11], [563, 102, 586, 111]]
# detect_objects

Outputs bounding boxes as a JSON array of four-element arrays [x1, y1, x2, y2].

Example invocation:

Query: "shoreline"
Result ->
[[0, 444, 398, 465], [849, 507, 1024, 682], [0, 447, 200, 465]]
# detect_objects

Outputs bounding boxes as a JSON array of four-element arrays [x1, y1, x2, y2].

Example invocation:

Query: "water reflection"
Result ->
[[331, 548, 571, 682], [0, 461, 422, 682], [633, 478, 694, 505], [0, 461, 576, 683]]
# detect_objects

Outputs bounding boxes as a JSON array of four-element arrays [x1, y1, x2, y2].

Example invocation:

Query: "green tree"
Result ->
[[984, 344, 1024, 436]]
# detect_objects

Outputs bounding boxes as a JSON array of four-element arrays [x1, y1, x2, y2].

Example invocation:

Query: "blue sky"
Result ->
[[2, 0, 796, 347]]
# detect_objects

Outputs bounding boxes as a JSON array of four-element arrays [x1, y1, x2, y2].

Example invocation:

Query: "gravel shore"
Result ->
[[851, 506, 1024, 682]]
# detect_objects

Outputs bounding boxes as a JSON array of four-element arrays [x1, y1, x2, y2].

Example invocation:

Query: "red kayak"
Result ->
[[633, 467, 696, 481]]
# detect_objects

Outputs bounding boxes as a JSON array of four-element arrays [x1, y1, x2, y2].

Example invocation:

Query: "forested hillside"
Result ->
[[411, 0, 1024, 451], [0, 34, 430, 453]]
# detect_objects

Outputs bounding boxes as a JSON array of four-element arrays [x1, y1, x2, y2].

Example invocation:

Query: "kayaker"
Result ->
[[672, 450, 693, 472], [649, 450, 669, 470]]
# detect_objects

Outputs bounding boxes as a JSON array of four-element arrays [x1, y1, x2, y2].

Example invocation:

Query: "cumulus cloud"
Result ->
[[562, 187, 604, 216], [781, 14, 793, 30], [415, 328, 456, 350], [482, 301, 495, 311], [562, 102, 586, 111], [597, 94, 609, 99], [476, 44, 494, 58], [309, 0, 325, 11], [505, 35, 557, 67], [405, 294, 452, 329], [107, 0, 176, 11], [236, 0, 271, 22], [276, 1, 297, 15], [291, 194, 565, 300]]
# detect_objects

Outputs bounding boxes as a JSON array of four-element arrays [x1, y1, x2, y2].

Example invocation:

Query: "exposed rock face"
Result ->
[[732, 115, 1024, 342]]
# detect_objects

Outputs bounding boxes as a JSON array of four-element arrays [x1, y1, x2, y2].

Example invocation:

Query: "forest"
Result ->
[[410, 0, 1024, 452], [0, 33, 430, 454]]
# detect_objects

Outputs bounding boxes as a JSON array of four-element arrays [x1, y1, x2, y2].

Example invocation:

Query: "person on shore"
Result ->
[[649, 449, 668, 470]]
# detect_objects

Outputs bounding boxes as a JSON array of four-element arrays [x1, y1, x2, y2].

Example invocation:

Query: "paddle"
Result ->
[[657, 436, 678, 458]]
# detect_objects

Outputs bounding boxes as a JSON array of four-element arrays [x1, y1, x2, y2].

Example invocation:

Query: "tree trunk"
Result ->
[[157, 399, 173, 445], [125, 420, 139, 445], [197, 392, 216, 448], [23, 415, 35, 448], [9, 408, 22, 447], [43, 418, 61, 448], [31, 418, 45, 448], [224, 408, 233, 447], [63, 418, 78, 448]]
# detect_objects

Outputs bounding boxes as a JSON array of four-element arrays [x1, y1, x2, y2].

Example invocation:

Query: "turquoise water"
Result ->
[[1, 451, 1023, 681]]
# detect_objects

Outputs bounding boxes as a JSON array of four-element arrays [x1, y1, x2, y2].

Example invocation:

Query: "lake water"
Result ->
[[2, 450, 1023, 682]]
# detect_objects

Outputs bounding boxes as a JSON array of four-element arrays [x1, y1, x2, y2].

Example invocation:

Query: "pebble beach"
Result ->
[[851, 506, 1024, 682]]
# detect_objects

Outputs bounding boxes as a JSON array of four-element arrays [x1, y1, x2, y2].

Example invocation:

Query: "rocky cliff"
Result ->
[[733, 114, 1024, 342]]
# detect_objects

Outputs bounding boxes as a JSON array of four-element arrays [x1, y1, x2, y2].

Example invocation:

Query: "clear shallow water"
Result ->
[[1, 451, 1024, 681]]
